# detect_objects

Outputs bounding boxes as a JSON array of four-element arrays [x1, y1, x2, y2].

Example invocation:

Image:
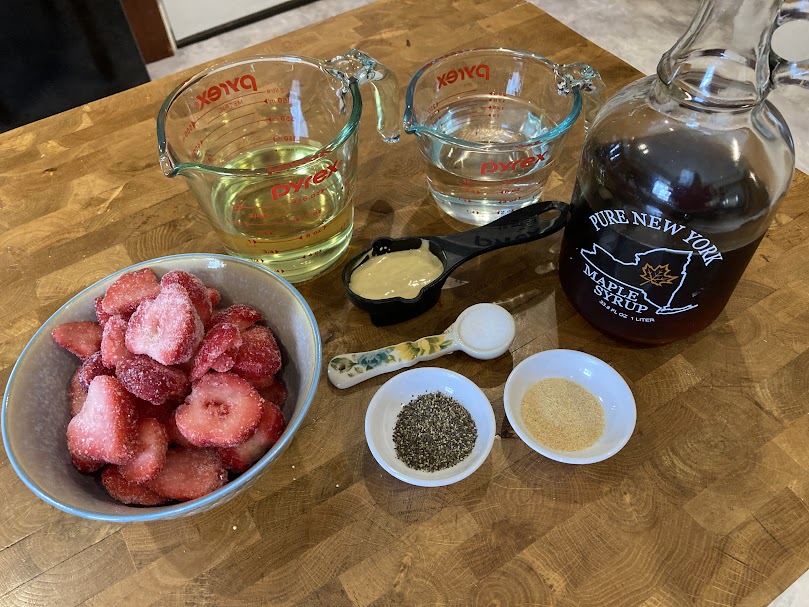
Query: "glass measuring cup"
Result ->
[[157, 49, 400, 282], [404, 48, 604, 226]]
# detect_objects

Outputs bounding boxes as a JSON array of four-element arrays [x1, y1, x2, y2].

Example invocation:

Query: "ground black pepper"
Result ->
[[392, 391, 477, 472]]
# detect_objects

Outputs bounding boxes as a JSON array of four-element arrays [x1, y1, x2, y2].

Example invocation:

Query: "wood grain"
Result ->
[[2, 0, 809, 605]]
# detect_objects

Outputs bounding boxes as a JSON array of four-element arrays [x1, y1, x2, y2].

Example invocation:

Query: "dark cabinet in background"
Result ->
[[1, 0, 149, 132]]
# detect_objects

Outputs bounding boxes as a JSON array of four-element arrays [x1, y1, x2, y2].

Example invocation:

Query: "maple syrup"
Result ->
[[557, 0, 800, 344]]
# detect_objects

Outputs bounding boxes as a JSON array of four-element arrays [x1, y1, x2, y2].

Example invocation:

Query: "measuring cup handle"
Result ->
[[555, 62, 605, 132], [771, 1, 809, 89], [431, 200, 569, 273], [328, 332, 457, 389], [326, 49, 401, 143]]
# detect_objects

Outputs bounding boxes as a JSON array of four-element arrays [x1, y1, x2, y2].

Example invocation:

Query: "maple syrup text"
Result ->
[[584, 265, 650, 313]]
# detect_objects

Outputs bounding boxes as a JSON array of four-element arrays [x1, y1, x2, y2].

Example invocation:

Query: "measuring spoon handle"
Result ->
[[327, 332, 458, 389], [430, 200, 569, 272]]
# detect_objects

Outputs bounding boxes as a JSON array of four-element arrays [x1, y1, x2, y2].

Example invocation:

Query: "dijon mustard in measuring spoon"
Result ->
[[328, 303, 515, 389], [348, 240, 443, 300]]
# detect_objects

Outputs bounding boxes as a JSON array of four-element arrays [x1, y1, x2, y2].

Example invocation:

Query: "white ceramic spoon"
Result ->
[[327, 303, 516, 389]]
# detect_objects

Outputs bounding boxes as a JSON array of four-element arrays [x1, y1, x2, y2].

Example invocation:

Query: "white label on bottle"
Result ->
[[579, 208, 723, 321]]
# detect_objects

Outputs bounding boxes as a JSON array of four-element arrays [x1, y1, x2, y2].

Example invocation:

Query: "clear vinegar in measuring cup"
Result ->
[[424, 94, 556, 224], [404, 49, 603, 225]]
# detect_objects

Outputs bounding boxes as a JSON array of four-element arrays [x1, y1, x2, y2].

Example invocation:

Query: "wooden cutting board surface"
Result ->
[[1, 0, 808, 604]]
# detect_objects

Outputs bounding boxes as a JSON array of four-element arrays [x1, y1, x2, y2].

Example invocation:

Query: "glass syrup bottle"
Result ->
[[558, 0, 807, 344]]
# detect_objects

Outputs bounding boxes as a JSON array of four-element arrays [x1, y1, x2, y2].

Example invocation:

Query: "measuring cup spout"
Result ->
[[326, 49, 401, 143], [554, 62, 605, 131]]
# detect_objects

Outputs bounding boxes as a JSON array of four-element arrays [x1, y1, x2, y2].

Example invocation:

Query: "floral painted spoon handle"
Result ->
[[327, 331, 459, 389]]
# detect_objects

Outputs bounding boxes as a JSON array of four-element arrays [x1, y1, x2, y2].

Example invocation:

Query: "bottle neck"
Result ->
[[657, 0, 783, 108]]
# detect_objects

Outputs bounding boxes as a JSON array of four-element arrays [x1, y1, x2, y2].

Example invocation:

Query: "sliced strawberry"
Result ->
[[218, 400, 286, 473], [71, 452, 104, 474], [94, 297, 113, 326], [231, 326, 282, 385], [118, 418, 169, 484], [209, 305, 262, 331], [66, 375, 138, 465], [175, 372, 263, 447], [101, 316, 132, 369], [77, 351, 115, 391], [125, 283, 204, 366], [259, 377, 288, 409], [161, 270, 213, 327], [102, 466, 170, 506], [211, 352, 236, 373], [136, 397, 175, 422], [207, 287, 221, 308], [146, 447, 227, 502], [69, 368, 88, 416], [52, 321, 103, 360], [165, 410, 193, 447], [116, 355, 189, 406], [189, 323, 242, 382], [102, 268, 161, 317]]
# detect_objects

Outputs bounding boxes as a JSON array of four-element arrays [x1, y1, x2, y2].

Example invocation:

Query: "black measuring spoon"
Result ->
[[342, 200, 569, 325]]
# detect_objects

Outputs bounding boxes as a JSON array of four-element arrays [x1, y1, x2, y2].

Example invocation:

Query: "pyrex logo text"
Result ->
[[271, 160, 342, 200], [480, 153, 546, 175], [437, 64, 490, 89], [195, 74, 258, 108]]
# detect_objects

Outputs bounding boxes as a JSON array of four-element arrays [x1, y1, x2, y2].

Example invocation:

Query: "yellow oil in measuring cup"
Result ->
[[209, 142, 357, 279], [157, 50, 400, 282]]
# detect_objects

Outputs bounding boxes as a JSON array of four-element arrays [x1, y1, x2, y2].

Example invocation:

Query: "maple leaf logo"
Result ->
[[639, 263, 679, 287]]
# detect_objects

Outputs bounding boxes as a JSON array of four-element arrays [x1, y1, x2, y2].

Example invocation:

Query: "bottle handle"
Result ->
[[326, 49, 401, 143], [555, 62, 606, 132], [770, 0, 809, 89]]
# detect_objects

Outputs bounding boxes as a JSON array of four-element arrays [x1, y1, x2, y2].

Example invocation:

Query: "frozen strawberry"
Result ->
[[259, 377, 288, 409], [218, 400, 286, 473], [94, 297, 113, 326], [146, 447, 227, 502], [161, 270, 213, 326], [69, 368, 88, 416], [71, 452, 104, 474], [136, 397, 175, 422], [175, 372, 263, 447], [116, 355, 189, 406], [165, 411, 193, 447], [189, 323, 242, 381], [231, 326, 282, 385], [118, 418, 169, 484], [101, 316, 131, 369], [207, 287, 221, 308], [77, 351, 115, 391], [102, 466, 170, 506], [52, 321, 103, 360], [209, 305, 262, 331], [211, 352, 236, 373], [125, 283, 204, 366], [66, 375, 138, 465], [102, 268, 161, 317]]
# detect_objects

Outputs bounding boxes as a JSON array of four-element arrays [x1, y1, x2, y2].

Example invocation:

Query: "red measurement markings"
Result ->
[[194, 91, 266, 124], [203, 118, 267, 151], [222, 134, 300, 163], [206, 129, 263, 161]]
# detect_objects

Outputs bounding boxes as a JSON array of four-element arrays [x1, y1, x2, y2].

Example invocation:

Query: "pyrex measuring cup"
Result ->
[[157, 49, 400, 282], [404, 48, 604, 226]]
